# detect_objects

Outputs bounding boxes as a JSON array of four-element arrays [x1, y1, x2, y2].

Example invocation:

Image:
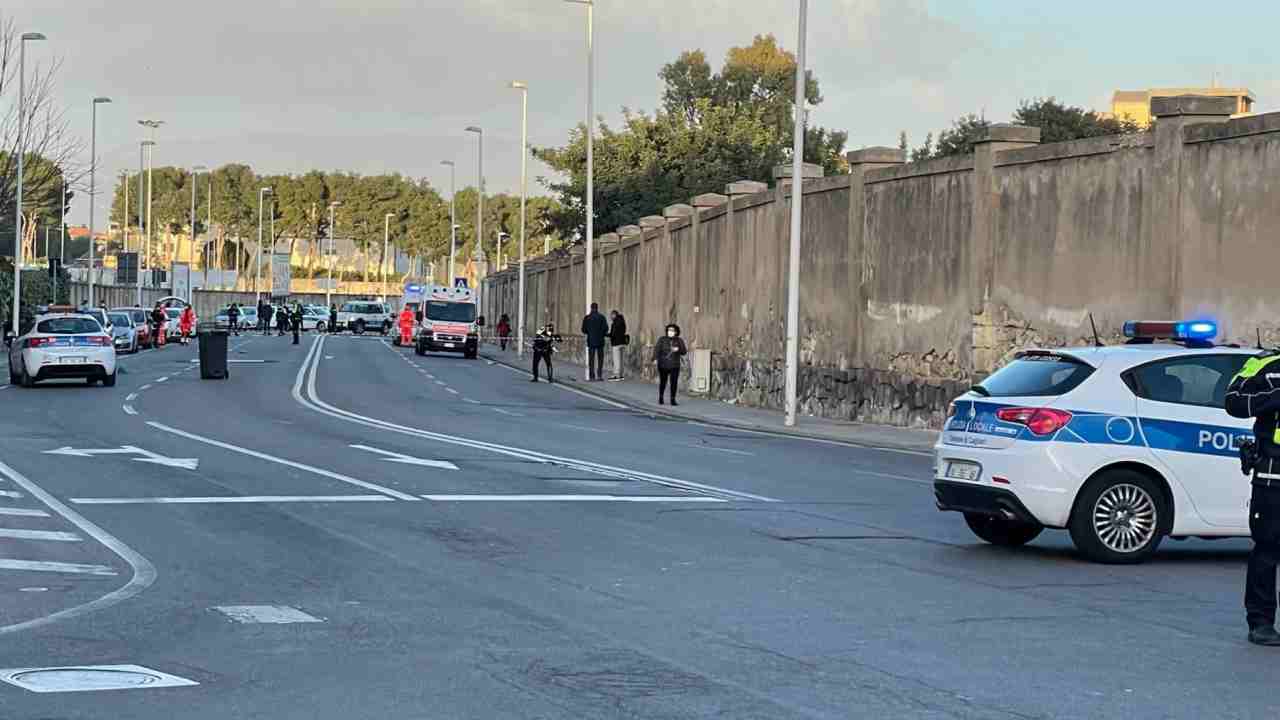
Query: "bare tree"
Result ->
[[0, 14, 86, 257]]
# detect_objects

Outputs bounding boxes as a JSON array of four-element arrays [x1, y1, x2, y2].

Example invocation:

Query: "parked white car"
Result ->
[[337, 301, 391, 335], [7, 313, 117, 387]]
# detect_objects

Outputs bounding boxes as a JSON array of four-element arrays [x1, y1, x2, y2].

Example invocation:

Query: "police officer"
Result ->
[[290, 303, 303, 345], [1225, 351, 1280, 646], [530, 323, 559, 383]]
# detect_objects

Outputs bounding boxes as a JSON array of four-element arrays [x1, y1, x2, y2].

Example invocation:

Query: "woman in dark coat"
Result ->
[[653, 323, 687, 406]]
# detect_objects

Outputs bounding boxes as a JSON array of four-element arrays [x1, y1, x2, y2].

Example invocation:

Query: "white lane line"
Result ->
[[0, 490, 23, 498], [464, 398, 480, 404], [146, 421, 420, 502], [445, 388, 460, 395], [155, 376, 169, 383], [493, 407, 521, 416], [71, 495, 395, 505], [423, 494, 726, 503], [0, 507, 50, 518], [214, 605, 323, 624], [488, 359, 630, 409], [558, 423, 608, 434], [681, 443, 754, 456], [123, 405, 138, 416], [126, 393, 138, 402], [297, 337, 775, 503], [684, 420, 935, 457], [349, 445, 458, 470], [434, 380, 447, 386], [426, 375, 435, 379], [0, 385, 9, 391], [853, 468, 931, 485], [0, 559, 117, 576], [139, 384, 152, 391], [0, 528, 81, 542], [0, 458, 155, 635]]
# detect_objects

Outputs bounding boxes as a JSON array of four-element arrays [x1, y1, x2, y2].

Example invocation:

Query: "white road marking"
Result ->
[[423, 494, 725, 503], [43, 445, 198, 471], [214, 605, 323, 624], [155, 376, 169, 383], [464, 398, 480, 404], [488, 359, 630, 409], [445, 388, 460, 395], [139, 384, 152, 391], [71, 495, 395, 505], [296, 337, 775, 502], [0, 385, 9, 391], [0, 559, 117, 576], [0, 459, 156, 636], [349, 445, 458, 470], [558, 423, 608, 434], [681, 443, 755, 456], [434, 380, 446, 386], [0, 490, 23, 498], [122, 405, 137, 416], [0, 528, 81, 542], [147, 421, 420, 501], [0, 507, 49, 517], [125, 393, 138, 402], [493, 407, 520, 416]]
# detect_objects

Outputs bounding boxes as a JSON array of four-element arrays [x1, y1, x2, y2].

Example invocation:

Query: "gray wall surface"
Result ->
[[485, 96, 1277, 428]]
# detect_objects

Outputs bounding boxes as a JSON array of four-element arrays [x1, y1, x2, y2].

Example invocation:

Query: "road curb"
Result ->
[[479, 348, 935, 454]]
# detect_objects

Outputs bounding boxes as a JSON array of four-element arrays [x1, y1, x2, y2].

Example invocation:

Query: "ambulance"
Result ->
[[413, 284, 481, 359]]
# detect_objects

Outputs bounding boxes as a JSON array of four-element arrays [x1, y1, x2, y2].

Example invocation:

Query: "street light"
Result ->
[[138, 120, 164, 294], [327, 200, 341, 307], [496, 231, 509, 272], [383, 212, 395, 301], [189, 165, 206, 300], [464, 126, 484, 294], [783, 0, 808, 427], [510, 80, 529, 357], [440, 160, 456, 284], [255, 187, 272, 302], [11, 31, 46, 338], [87, 96, 111, 309], [137, 140, 156, 305], [564, 0, 594, 378]]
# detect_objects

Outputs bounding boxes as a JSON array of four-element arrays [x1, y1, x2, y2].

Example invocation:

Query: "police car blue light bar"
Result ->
[[1122, 320, 1218, 342]]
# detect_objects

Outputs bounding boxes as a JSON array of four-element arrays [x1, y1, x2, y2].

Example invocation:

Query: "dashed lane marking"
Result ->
[[0, 559, 118, 576], [681, 443, 755, 456], [445, 388, 459, 395], [558, 423, 608, 434], [155, 377, 169, 383], [0, 507, 50, 518], [0, 528, 82, 542], [0, 490, 23, 499], [125, 393, 138, 402], [493, 407, 520, 416], [214, 605, 324, 624], [71, 495, 395, 505], [423, 494, 726, 503], [139, 384, 152, 391], [464, 398, 480, 404], [122, 405, 137, 416]]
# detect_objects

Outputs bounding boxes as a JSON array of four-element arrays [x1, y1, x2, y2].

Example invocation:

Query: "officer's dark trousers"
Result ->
[[1247, 484, 1280, 629], [533, 351, 553, 381], [587, 346, 604, 379]]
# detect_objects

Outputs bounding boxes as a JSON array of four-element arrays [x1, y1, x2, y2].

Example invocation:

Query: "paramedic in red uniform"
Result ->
[[398, 306, 415, 346]]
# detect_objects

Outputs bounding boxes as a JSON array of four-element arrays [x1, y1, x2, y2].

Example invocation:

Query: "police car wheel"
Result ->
[[1069, 470, 1166, 564], [962, 512, 1042, 547], [354, 320, 365, 335], [20, 364, 34, 388]]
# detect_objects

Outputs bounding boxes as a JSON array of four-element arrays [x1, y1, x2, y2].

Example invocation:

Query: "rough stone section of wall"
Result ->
[[971, 302, 1119, 376]]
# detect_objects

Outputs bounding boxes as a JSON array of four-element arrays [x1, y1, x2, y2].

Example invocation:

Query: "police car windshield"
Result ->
[[976, 354, 1094, 397], [425, 301, 475, 323]]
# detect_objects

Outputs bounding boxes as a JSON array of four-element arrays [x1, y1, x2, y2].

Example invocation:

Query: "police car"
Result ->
[[6, 312, 118, 387], [934, 320, 1257, 564]]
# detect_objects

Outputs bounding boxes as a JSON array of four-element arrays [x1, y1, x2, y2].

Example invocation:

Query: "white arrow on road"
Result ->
[[349, 445, 457, 470], [43, 445, 199, 471]]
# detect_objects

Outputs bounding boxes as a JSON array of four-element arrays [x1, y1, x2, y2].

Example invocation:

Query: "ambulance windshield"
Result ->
[[425, 301, 476, 323]]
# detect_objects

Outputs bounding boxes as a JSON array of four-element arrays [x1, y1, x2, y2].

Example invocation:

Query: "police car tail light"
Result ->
[[996, 407, 1072, 436], [25, 337, 55, 348]]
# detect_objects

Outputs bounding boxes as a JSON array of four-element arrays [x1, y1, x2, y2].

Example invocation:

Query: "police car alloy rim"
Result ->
[[1092, 483, 1157, 553]]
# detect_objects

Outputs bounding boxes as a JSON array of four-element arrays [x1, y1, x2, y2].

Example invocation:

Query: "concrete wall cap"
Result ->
[[597, 232, 620, 244], [692, 193, 729, 207], [568, 244, 585, 256], [639, 215, 666, 228], [975, 124, 1041, 144], [617, 225, 642, 236], [846, 147, 906, 165], [1150, 94, 1237, 118], [663, 203, 694, 218], [725, 180, 768, 196], [772, 162, 824, 179]]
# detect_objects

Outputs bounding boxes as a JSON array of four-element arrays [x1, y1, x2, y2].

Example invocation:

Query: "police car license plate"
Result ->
[[61, 356, 86, 364], [945, 461, 981, 482], [443, 343, 455, 348]]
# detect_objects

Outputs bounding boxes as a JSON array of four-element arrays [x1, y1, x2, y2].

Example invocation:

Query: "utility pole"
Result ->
[[783, 0, 808, 427]]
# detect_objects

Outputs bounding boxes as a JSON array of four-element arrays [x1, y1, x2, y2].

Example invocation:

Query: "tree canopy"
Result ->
[[905, 98, 1144, 160]]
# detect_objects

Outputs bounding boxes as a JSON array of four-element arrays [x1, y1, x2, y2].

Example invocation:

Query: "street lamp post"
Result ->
[[138, 120, 164, 295], [87, 96, 111, 309], [464, 126, 484, 285], [60, 177, 67, 266], [189, 165, 206, 300], [510, 80, 529, 357], [327, 201, 341, 308], [136, 141, 149, 305], [256, 187, 272, 302], [383, 212, 395, 301], [440, 160, 456, 283], [496, 231, 508, 272], [565, 0, 594, 378], [11, 31, 46, 338], [783, 0, 808, 427]]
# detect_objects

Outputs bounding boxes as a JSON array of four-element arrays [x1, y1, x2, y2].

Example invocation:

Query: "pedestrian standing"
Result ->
[[530, 323, 559, 383], [497, 314, 512, 351], [1226, 353, 1280, 645], [228, 303, 241, 336], [608, 310, 628, 381], [581, 302, 609, 381], [262, 301, 274, 336], [654, 323, 687, 406], [275, 305, 288, 335], [329, 304, 339, 334], [291, 303, 303, 345], [398, 305, 415, 346], [179, 305, 196, 346], [151, 302, 168, 348]]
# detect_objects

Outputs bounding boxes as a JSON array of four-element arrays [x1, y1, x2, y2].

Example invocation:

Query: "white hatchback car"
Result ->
[[7, 313, 118, 387], [934, 320, 1257, 564]]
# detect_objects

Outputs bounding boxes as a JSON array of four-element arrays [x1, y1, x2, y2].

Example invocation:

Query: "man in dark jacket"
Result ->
[[276, 304, 289, 336], [608, 310, 628, 381], [227, 303, 241, 336], [290, 303, 303, 345], [581, 302, 609, 381], [1226, 351, 1280, 646], [530, 324, 560, 383], [261, 301, 274, 336], [653, 323, 687, 406]]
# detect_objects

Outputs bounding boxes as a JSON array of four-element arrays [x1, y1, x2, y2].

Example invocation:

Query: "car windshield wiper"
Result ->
[[969, 384, 991, 397]]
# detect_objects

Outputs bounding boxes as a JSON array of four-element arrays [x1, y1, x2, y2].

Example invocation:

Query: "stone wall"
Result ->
[[484, 95, 1280, 429]]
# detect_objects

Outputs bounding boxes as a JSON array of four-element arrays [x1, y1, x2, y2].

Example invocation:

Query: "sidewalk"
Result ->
[[479, 344, 938, 454]]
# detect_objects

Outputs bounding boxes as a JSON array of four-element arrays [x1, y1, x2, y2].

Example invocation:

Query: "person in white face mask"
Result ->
[[653, 323, 687, 406]]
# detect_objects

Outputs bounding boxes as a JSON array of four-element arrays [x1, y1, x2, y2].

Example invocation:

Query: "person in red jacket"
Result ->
[[178, 305, 196, 345], [398, 306, 415, 347]]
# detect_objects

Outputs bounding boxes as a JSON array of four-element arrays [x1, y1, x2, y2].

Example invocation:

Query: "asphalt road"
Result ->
[[0, 331, 1272, 719]]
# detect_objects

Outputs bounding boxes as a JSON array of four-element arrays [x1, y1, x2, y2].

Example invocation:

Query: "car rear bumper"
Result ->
[[934, 440, 1080, 528], [933, 480, 1041, 526]]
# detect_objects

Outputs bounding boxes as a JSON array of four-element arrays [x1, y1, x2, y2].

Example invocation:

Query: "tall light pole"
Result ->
[[11, 31, 45, 337], [783, 0, 808, 427], [87, 96, 112, 309], [383, 212, 395, 301], [565, 0, 594, 377], [136, 141, 149, 305], [189, 165, 206, 299], [60, 177, 67, 266], [255, 187, 272, 302], [510, 80, 529, 357], [327, 201, 341, 307], [119, 171, 126, 267], [440, 160, 456, 283], [464, 127, 484, 288], [138, 120, 164, 293], [207, 172, 214, 283]]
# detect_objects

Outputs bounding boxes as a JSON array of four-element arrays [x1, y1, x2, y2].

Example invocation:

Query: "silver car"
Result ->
[[107, 310, 141, 353]]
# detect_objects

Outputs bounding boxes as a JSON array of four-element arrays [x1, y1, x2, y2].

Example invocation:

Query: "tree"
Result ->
[[1012, 97, 1142, 144], [898, 131, 908, 152], [910, 133, 933, 162]]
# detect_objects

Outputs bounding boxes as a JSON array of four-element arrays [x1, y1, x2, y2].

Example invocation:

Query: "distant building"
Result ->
[[1108, 87, 1255, 127]]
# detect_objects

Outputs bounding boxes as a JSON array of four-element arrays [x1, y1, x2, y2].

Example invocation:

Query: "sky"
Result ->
[[10, 0, 1280, 227]]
